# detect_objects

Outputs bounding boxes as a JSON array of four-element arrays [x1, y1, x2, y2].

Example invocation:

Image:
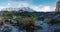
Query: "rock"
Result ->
[[54, 29, 60, 32]]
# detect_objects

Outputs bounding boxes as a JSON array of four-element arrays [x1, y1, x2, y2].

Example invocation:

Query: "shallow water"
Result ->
[[0, 21, 60, 32]]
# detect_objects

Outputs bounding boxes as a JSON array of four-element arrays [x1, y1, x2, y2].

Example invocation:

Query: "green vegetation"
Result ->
[[2, 11, 37, 25], [44, 18, 55, 24], [2, 11, 43, 32], [2, 12, 13, 20]]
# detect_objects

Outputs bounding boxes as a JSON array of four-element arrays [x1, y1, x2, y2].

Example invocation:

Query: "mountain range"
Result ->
[[0, 7, 57, 21]]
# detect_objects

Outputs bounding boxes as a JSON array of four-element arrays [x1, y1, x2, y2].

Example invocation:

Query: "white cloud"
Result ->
[[0, 6, 5, 11], [0, 2, 55, 12], [18, 2, 30, 8], [30, 5, 55, 12]]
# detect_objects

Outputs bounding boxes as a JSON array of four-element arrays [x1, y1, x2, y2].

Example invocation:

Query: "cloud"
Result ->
[[5, 2, 30, 8], [0, 6, 5, 11], [18, 2, 30, 8], [30, 5, 55, 12], [0, 2, 55, 12]]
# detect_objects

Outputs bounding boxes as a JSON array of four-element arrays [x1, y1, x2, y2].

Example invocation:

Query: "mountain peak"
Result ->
[[1, 7, 35, 12]]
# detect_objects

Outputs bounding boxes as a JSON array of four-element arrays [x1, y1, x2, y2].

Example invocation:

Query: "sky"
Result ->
[[0, 0, 58, 12]]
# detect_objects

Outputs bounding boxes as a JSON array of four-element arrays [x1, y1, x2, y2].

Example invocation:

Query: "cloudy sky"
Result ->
[[0, 0, 58, 12]]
